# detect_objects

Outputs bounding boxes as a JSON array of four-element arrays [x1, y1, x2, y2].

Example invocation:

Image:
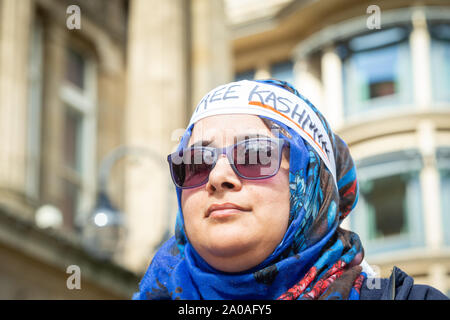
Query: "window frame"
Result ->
[[234, 69, 255, 81], [338, 25, 414, 118], [437, 147, 450, 246], [270, 60, 294, 84], [429, 22, 450, 104], [59, 44, 97, 232], [351, 150, 425, 255]]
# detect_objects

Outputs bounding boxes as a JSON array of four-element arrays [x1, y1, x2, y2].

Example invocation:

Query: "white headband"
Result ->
[[188, 80, 337, 188]]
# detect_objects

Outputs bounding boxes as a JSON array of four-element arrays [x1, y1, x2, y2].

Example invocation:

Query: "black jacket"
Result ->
[[360, 266, 448, 300]]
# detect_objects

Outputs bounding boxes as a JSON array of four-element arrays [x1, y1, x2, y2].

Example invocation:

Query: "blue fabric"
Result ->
[[133, 79, 365, 300]]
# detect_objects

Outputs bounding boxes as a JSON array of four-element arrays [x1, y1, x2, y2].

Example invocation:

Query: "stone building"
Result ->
[[0, 0, 231, 299], [0, 0, 449, 299], [229, 0, 450, 295]]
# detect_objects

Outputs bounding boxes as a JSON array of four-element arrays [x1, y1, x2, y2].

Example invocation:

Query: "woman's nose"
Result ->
[[206, 155, 242, 193]]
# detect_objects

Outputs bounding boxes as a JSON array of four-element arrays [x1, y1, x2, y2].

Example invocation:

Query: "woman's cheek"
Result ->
[[181, 189, 202, 215]]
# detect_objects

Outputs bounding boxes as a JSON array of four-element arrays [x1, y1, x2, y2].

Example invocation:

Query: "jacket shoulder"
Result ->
[[360, 266, 449, 300], [409, 284, 449, 300]]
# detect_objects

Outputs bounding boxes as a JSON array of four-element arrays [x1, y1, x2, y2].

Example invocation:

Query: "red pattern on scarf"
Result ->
[[340, 180, 357, 220], [353, 273, 365, 294], [277, 260, 349, 300]]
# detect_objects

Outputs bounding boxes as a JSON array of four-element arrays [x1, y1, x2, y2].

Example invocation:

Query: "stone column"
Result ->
[[428, 263, 447, 294], [293, 57, 323, 112], [321, 46, 344, 130], [191, 0, 232, 109], [95, 30, 127, 216], [320, 47, 349, 232], [39, 22, 66, 207], [417, 120, 443, 251], [0, 0, 33, 216], [254, 61, 271, 80], [410, 8, 432, 109], [124, 0, 188, 273]]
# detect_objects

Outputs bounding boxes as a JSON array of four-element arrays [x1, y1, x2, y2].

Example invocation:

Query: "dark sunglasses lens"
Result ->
[[234, 139, 281, 178], [171, 148, 214, 188]]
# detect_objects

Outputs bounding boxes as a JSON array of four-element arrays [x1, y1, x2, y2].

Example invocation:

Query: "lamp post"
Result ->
[[83, 190, 125, 260], [82, 145, 173, 260]]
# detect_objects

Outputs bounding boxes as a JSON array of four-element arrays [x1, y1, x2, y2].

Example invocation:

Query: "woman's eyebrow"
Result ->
[[188, 134, 271, 148], [188, 139, 213, 148], [234, 133, 271, 142]]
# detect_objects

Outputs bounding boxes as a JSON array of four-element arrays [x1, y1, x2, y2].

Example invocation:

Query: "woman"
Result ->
[[133, 79, 448, 300]]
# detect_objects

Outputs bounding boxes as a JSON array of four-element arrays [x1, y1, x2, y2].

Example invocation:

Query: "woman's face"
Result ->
[[181, 114, 290, 273]]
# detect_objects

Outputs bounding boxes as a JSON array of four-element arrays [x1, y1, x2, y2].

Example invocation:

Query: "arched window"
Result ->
[[270, 60, 294, 84], [437, 147, 450, 246], [60, 44, 97, 232], [338, 26, 413, 117], [234, 69, 255, 81], [351, 150, 425, 255], [430, 23, 450, 104]]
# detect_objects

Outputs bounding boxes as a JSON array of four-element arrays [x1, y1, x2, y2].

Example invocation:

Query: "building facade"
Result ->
[[1, 0, 449, 299], [0, 0, 137, 299], [230, 0, 450, 295], [0, 0, 232, 298]]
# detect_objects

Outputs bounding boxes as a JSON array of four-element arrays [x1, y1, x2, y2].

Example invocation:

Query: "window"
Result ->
[[339, 27, 413, 117], [60, 46, 97, 232], [66, 48, 85, 90], [361, 174, 409, 239], [430, 23, 450, 103], [437, 147, 450, 245], [63, 107, 83, 172], [351, 150, 424, 254], [234, 69, 255, 81], [270, 60, 294, 84]]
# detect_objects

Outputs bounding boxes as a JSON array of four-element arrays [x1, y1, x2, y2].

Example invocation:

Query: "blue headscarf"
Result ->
[[133, 79, 365, 300]]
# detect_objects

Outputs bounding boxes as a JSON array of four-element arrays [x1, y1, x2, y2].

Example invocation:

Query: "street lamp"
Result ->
[[83, 190, 125, 260], [82, 145, 173, 260], [35, 204, 63, 229]]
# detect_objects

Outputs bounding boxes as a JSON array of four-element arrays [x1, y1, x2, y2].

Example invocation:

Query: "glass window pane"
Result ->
[[235, 69, 255, 81], [343, 41, 412, 116], [430, 24, 450, 103], [270, 60, 294, 84], [369, 80, 395, 99], [361, 174, 408, 239], [440, 169, 450, 245], [349, 45, 398, 97], [349, 27, 407, 51], [66, 48, 85, 89], [64, 107, 82, 172], [430, 23, 450, 41]]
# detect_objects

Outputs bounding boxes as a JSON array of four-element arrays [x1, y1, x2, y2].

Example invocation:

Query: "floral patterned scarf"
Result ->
[[133, 79, 366, 300]]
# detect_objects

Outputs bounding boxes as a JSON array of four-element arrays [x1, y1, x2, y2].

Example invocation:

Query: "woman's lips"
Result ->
[[206, 202, 250, 219]]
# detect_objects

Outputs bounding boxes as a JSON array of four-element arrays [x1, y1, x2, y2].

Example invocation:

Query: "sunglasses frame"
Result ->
[[167, 137, 289, 189]]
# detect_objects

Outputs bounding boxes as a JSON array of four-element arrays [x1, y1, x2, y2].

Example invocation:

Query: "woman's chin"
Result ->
[[206, 225, 254, 248], [198, 239, 268, 273], [199, 231, 257, 260]]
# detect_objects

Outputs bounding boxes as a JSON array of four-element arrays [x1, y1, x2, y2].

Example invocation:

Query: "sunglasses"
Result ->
[[167, 137, 289, 189]]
